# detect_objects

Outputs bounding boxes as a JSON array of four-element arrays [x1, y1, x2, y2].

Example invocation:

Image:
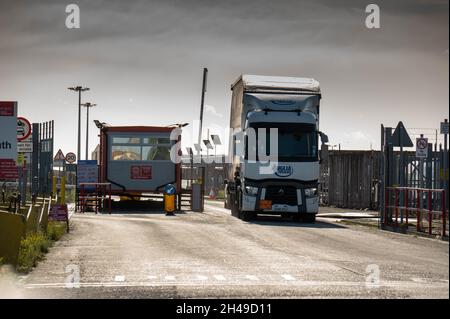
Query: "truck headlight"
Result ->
[[304, 188, 318, 198], [244, 185, 259, 196]]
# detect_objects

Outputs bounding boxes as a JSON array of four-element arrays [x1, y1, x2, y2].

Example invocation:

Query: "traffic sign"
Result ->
[[17, 117, 31, 142], [54, 149, 65, 166], [65, 152, 76, 164], [416, 137, 428, 158], [391, 121, 413, 147]]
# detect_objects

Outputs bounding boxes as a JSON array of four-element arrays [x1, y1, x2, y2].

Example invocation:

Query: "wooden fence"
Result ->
[[322, 151, 382, 210]]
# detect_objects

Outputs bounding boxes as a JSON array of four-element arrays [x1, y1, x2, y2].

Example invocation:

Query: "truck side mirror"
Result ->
[[319, 132, 329, 144], [223, 179, 228, 185]]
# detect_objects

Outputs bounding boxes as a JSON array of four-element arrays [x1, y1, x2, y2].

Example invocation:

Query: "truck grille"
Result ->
[[265, 186, 297, 205]]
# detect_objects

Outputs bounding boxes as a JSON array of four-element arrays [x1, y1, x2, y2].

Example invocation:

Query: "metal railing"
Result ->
[[78, 183, 112, 214], [384, 186, 447, 237]]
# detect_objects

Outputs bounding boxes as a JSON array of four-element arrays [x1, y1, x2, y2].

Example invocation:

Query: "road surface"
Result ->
[[11, 203, 449, 298]]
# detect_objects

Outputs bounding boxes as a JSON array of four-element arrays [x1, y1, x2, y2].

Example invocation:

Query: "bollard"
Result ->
[[164, 184, 176, 216], [52, 176, 57, 200]]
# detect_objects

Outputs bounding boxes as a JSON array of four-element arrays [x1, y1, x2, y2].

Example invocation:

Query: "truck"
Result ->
[[224, 75, 328, 222]]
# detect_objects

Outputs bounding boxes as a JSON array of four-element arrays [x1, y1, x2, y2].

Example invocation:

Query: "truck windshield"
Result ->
[[247, 123, 318, 162]]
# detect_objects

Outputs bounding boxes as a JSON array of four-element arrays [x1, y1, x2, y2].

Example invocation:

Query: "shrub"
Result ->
[[47, 222, 66, 241], [17, 233, 51, 273]]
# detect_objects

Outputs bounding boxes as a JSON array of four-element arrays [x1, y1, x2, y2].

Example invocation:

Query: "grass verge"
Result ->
[[16, 221, 67, 273]]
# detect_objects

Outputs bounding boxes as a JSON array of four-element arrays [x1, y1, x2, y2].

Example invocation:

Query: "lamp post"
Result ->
[[81, 102, 96, 160], [68, 86, 90, 162]]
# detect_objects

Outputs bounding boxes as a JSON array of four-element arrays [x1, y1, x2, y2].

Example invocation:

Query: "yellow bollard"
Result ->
[[164, 194, 176, 213], [60, 176, 66, 205], [52, 176, 57, 199]]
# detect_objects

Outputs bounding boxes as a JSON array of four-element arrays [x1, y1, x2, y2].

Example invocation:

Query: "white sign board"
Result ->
[[17, 136, 32, 153], [0, 102, 18, 160], [416, 137, 428, 158]]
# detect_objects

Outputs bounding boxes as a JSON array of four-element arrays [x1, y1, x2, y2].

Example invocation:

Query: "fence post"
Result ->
[[384, 188, 389, 225], [405, 189, 409, 229], [442, 190, 446, 237], [428, 189, 432, 235], [395, 188, 399, 227], [416, 189, 421, 232]]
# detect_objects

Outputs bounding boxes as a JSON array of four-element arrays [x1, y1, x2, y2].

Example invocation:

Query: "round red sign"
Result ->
[[17, 117, 31, 141]]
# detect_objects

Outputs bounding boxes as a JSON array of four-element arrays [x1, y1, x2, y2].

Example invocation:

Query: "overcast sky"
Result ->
[[0, 0, 448, 157]]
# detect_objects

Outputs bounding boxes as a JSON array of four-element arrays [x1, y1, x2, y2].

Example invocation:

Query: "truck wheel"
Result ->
[[231, 205, 239, 217], [224, 197, 229, 209], [292, 214, 302, 222], [302, 214, 316, 223], [230, 196, 239, 217], [239, 211, 253, 221]]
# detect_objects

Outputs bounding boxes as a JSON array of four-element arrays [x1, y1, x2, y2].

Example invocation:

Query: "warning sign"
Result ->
[[415, 137, 428, 158], [130, 165, 152, 180]]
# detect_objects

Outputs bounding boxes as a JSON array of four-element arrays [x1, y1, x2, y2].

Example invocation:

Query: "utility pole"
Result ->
[[82, 102, 96, 160], [198, 68, 208, 156], [68, 86, 90, 162]]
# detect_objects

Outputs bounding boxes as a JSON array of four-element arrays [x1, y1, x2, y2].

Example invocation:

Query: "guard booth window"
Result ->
[[111, 135, 171, 161]]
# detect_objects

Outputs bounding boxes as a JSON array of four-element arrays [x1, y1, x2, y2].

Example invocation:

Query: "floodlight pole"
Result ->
[[68, 86, 90, 163], [82, 103, 96, 160], [198, 68, 208, 156]]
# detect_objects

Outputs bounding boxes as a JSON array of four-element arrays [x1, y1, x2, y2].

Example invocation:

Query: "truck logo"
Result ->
[[271, 100, 295, 105], [275, 165, 293, 177]]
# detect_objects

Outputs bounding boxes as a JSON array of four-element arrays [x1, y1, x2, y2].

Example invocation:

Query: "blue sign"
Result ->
[[77, 160, 98, 190], [164, 184, 176, 195]]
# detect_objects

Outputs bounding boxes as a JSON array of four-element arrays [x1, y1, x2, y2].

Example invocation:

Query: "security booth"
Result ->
[[97, 125, 182, 207]]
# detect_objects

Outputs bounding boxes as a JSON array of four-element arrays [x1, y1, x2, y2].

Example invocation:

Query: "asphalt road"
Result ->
[[9, 202, 449, 298]]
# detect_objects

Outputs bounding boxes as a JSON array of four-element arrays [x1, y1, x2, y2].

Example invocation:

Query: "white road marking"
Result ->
[[22, 280, 450, 289], [164, 275, 176, 281], [114, 275, 125, 282], [214, 275, 226, 281], [281, 274, 296, 281], [245, 275, 259, 281], [410, 277, 427, 283], [196, 275, 208, 281]]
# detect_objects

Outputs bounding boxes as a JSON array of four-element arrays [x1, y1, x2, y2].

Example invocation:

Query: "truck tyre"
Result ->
[[302, 213, 316, 223], [292, 214, 302, 222], [224, 194, 230, 209], [230, 195, 239, 217], [239, 211, 254, 221]]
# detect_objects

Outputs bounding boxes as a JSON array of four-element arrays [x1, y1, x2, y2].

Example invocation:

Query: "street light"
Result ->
[[211, 134, 221, 162], [68, 86, 90, 162], [81, 102, 96, 160]]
